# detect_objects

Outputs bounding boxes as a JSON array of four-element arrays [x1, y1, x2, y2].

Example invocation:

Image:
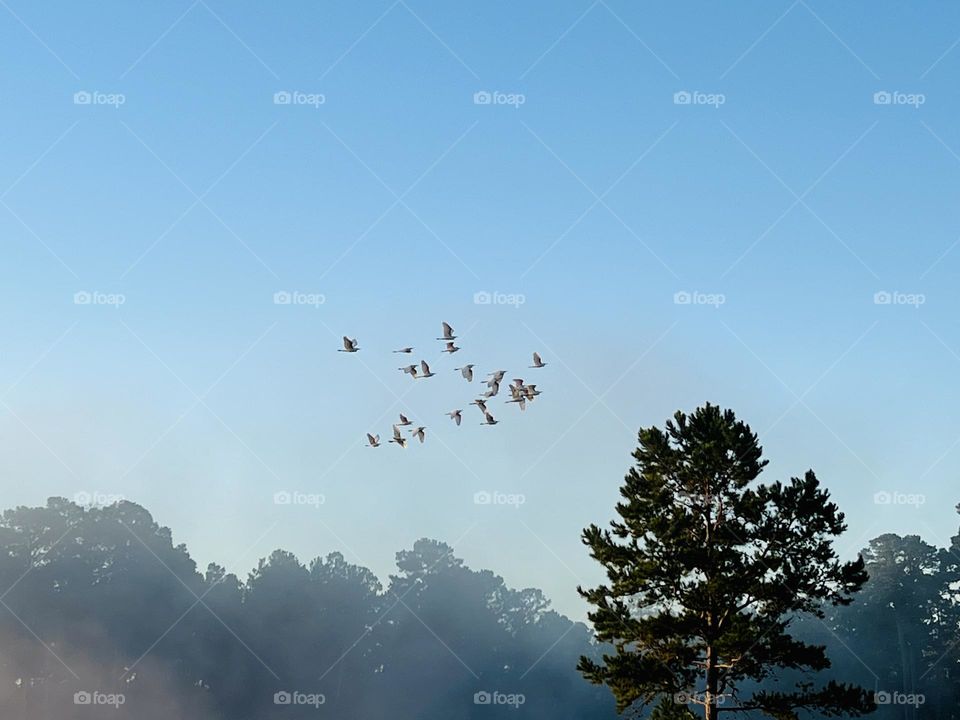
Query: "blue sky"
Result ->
[[2, 1, 960, 619]]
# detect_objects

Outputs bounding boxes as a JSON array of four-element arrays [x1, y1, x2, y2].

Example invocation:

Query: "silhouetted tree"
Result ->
[[579, 404, 874, 720]]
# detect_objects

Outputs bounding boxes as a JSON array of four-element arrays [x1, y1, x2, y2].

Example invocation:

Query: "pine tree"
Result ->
[[579, 403, 874, 720]]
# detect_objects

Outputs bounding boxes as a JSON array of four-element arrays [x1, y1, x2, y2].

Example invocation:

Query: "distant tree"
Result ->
[[828, 534, 954, 720], [579, 403, 874, 720]]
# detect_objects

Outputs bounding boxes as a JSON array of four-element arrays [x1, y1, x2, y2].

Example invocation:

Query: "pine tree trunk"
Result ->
[[704, 645, 718, 720]]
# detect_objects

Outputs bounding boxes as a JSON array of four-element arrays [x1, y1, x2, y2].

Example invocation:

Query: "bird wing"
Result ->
[[421, 360, 430, 374], [342, 336, 351, 350], [442, 321, 453, 336], [533, 352, 541, 365]]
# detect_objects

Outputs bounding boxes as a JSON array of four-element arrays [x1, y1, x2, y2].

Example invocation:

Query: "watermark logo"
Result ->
[[74, 691, 125, 707], [74, 290, 125, 307], [273, 290, 325, 307], [273, 90, 326, 108], [74, 491, 125, 507], [674, 90, 725, 108], [74, 90, 126, 108], [674, 692, 729, 705], [873, 290, 924, 308], [273, 491, 325, 508], [473, 90, 526, 108], [474, 490, 525, 508], [273, 690, 325, 707], [873, 491, 925, 508], [674, 290, 725, 308], [873, 90, 925, 108], [473, 690, 525, 708], [473, 290, 525, 307], [875, 691, 924, 707]]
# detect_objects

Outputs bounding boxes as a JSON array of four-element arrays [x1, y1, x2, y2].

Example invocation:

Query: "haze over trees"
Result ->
[[0, 499, 611, 719], [0, 407, 959, 718]]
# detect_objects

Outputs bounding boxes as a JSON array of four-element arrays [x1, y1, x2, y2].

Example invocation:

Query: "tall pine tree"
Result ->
[[579, 403, 874, 720]]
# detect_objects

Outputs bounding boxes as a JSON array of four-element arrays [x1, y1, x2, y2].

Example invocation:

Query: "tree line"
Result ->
[[0, 404, 958, 718]]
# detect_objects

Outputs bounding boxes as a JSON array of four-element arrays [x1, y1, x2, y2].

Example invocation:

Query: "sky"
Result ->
[[2, 0, 960, 620]]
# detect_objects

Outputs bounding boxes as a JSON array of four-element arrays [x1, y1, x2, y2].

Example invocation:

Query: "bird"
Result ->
[[393, 347, 414, 354], [437, 322, 456, 341], [482, 381, 500, 398], [418, 360, 435, 378], [397, 413, 413, 427], [399, 364, 418, 378], [455, 364, 474, 382], [481, 410, 498, 425], [486, 370, 506, 385], [338, 336, 359, 352], [524, 384, 541, 400], [470, 398, 488, 413], [511, 378, 525, 390], [447, 410, 462, 426], [389, 425, 408, 447], [506, 386, 527, 410], [442, 341, 460, 354], [507, 396, 526, 411], [409, 426, 426, 444], [366, 433, 380, 448], [530, 352, 546, 368]]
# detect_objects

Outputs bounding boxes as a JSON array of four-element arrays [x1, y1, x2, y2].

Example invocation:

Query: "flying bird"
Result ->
[[530, 352, 546, 368], [447, 410, 462, 426], [437, 322, 456, 341], [338, 336, 359, 352], [481, 410, 499, 426], [442, 341, 460, 354], [524, 384, 541, 400], [507, 386, 527, 411], [506, 396, 526, 411], [482, 381, 500, 398], [470, 398, 488, 413], [366, 433, 380, 447], [399, 364, 418, 378], [389, 425, 408, 448], [486, 370, 506, 385], [393, 347, 414, 354], [418, 360, 436, 378], [409, 426, 426, 444], [455, 364, 474, 382], [397, 413, 413, 427]]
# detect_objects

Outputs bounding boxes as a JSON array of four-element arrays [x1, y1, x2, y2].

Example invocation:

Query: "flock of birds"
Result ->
[[339, 322, 547, 448]]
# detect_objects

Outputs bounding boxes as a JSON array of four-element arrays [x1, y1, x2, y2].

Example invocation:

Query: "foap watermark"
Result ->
[[73, 90, 125, 108], [674, 692, 730, 705], [674, 290, 725, 308], [274, 491, 325, 508], [474, 290, 525, 307], [74, 290, 125, 307], [874, 491, 925, 508], [273, 90, 326, 108], [473, 90, 525, 108], [674, 90, 725, 108], [74, 691, 125, 708], [74, 491, 125, 507], [873, 90, 925, 108], [474, 490, 525, 508], [273, 290, 325, 308], [873, 290, 925, 308], [473, 690, 525, 708], [273, 690, 325, 708], [875, 691, 924, 707]]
